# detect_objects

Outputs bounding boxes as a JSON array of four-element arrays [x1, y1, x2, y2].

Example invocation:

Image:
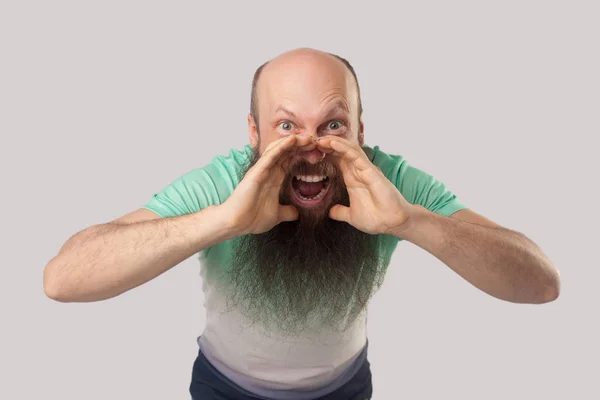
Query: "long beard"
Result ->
[[223, 149, 386, 336]]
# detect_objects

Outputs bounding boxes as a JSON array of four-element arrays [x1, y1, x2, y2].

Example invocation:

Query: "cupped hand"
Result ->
[[316, 136, 414, 235], [223, 134, 315, 235]]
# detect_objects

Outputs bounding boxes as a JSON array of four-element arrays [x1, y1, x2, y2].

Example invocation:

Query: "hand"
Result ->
[[316, 136, 414, 235], [223, 134, 315, 235]]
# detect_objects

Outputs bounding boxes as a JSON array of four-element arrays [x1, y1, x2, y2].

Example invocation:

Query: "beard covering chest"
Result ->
[[221, 148, 388, 336]]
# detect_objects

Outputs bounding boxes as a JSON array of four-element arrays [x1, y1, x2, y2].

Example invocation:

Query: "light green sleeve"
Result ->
[[142, 146, 252, 218], [368, 145, 468, 217]]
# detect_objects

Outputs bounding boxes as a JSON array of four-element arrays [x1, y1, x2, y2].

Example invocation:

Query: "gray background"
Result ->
[[1, 1, 598, 399]]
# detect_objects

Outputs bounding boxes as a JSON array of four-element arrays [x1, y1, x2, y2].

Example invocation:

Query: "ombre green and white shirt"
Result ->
[[143, 144, 466, 399]]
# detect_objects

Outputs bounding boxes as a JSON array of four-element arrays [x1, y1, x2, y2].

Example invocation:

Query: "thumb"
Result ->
[[329, 204, 351, 223], [278, 205, 299, 223]]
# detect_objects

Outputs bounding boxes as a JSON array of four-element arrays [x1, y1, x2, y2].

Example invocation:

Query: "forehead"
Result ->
[[257, 54, 358, 116]]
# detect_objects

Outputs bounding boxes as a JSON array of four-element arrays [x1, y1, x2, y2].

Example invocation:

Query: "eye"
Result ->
[[326, 120, 344, 131], [279, 121, 295, 131]]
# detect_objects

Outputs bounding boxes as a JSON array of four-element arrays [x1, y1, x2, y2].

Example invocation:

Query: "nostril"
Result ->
[[299, 149, 326, 164], [297, 142, 318, 152]]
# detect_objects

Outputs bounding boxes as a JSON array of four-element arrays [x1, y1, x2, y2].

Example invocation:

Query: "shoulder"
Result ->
[[362, 144, 408, 184], [182, 144, 254, 201], [204, 145, 254, 178], [142, 145, 253, 217], [363, 144, 466, 216], [166, 145, 252, 197], [194, 144, 254, 189]]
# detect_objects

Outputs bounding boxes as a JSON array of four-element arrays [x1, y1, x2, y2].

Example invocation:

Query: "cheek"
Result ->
[[259, 129, 296, 152], [258, 134, 279, 153]]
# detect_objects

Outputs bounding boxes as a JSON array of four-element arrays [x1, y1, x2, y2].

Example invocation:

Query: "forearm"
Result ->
[[44, 205, 239, 302], [393, 206, 560, 304]]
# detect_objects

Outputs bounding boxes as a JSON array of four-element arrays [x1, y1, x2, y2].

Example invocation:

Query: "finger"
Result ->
[[316, 145, 335, 154], [259, 136, 322, 180], [274, 136, 314, 171], [316, 136, 360, 155], [263, 134, 298, 156], [253, 135, 298, 172], [317, 137, 372, 171], [329, 204, 351, 223], [295, 141, 319, 153], [278, 204, 299, 223], [258, 134, 316, 169], [293, 134, 315, 148]]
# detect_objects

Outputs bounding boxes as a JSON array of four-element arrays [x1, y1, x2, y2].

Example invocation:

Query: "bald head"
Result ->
[[249, 48, 363, 140]]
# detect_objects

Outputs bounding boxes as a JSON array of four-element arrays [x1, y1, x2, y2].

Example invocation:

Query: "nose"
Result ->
[[298, 149, 325, 164], [295, 131, 325, 164]]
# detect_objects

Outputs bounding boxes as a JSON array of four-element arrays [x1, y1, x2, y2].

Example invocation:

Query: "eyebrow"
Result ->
[[274, 106, 297, 119], [322, 101, 350, 120], [274, 100, 350, 121]]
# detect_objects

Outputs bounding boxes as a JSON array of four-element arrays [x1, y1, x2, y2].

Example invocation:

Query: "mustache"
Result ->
[[285, 159, 340, 179]]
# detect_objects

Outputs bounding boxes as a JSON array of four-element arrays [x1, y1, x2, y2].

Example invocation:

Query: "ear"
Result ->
[[358, 119, 365, 146], [248, 114, 259, 149]]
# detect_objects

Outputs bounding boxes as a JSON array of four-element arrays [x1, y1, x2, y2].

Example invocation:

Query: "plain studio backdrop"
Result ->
[[1, 1, 598, 399]]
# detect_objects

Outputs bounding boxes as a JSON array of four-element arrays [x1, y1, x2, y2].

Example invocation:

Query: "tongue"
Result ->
[[296, 181, 325, 197]]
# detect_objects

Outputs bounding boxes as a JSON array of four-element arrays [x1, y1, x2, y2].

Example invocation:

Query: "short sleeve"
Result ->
[[368, 145, 467, 217], [142, 146, 252, 218]]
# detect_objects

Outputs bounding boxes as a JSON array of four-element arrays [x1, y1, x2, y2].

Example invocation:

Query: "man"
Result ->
[[43, 48, 561, 400]]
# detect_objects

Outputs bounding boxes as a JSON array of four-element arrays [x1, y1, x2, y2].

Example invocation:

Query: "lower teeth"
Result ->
[[298, 187, 326, 201]]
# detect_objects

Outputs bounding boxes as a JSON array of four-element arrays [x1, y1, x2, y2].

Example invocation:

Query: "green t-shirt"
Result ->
[[143, 144, 467, 274]]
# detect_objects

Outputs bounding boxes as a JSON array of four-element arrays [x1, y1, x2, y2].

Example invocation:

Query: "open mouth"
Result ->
[[291, 174, 331, 207]]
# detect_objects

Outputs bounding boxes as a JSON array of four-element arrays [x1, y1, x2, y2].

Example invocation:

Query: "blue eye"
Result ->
[[327, 120, 343, 130], [279, 121, 294, 131]]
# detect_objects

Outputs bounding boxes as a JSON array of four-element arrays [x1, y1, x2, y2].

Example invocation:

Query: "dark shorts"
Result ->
[[189, 348, 373, 400]]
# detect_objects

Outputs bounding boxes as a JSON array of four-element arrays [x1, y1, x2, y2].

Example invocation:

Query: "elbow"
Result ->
[[44, 283, 69, 303], [533, 267, 561, 304], [508, 265, 561, 304], [43, 274, 66, 302], [542, 273, 561, 303], [43, 260, 72, 302], [536, 283, 559, 304], [43, 259, 117, 303]]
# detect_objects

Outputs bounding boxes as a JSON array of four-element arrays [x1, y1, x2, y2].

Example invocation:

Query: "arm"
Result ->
[[44, 135, 313, 303], [43, 205, 239, 303], [392, 207, 561, 304], [315, 137, 560, 304]]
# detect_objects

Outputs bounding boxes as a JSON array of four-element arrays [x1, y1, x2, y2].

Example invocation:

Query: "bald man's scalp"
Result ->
[[249, 49, 363, 131]]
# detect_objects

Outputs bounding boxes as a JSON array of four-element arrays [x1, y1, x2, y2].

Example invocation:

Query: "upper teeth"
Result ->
[[295, 175, 326, 182]]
